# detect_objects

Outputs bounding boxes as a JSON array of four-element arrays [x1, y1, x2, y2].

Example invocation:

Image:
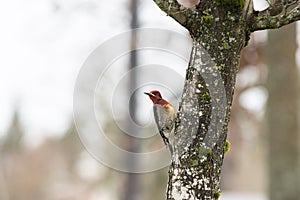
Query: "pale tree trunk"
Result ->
[[266, 23, 300, 200], [151, 0, 300, 199]]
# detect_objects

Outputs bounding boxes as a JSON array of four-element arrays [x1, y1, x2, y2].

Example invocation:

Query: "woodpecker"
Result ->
[[144, 90, 175, 155]]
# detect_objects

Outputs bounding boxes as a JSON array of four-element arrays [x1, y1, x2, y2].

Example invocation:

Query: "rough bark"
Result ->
[[266, 23, 300, 200], [248, 0, 300, 31], [151, 0, 300, 199]]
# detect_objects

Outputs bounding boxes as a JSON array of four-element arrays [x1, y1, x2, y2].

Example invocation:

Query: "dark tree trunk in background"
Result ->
[[123, 0, 141, 200], [266, 23, 300, 200]]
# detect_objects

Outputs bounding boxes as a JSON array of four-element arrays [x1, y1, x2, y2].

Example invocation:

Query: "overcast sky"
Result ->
[[0, 0, 298, 145], [0, 0, 186, 144]]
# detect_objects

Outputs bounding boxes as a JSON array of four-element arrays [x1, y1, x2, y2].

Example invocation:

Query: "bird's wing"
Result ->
[[153, 105, 170, 130], [153, 105, 174, 155], [153, 105, 171, 138]]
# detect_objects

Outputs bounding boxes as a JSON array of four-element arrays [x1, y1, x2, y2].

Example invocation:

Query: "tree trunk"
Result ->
[[163, 3, 247, 199]]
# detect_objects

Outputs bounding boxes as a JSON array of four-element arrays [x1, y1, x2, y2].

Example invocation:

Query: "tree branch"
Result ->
[[248, 1, 300, 32], [152, 0, 195, 27]]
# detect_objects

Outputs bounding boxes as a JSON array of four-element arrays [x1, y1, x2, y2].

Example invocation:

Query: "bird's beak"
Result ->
[[144, 92, 155, 97]]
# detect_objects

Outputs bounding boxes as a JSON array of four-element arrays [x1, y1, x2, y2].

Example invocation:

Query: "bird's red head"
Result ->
[[144, 90, 169, 105]]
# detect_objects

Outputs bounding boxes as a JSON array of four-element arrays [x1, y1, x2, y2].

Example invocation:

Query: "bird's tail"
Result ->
[[159, 130, 173, 156], [167, 143, 173, 156]]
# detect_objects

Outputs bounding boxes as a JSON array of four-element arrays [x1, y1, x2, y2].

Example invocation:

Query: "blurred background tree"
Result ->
[[266, 23, 300, 200]]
